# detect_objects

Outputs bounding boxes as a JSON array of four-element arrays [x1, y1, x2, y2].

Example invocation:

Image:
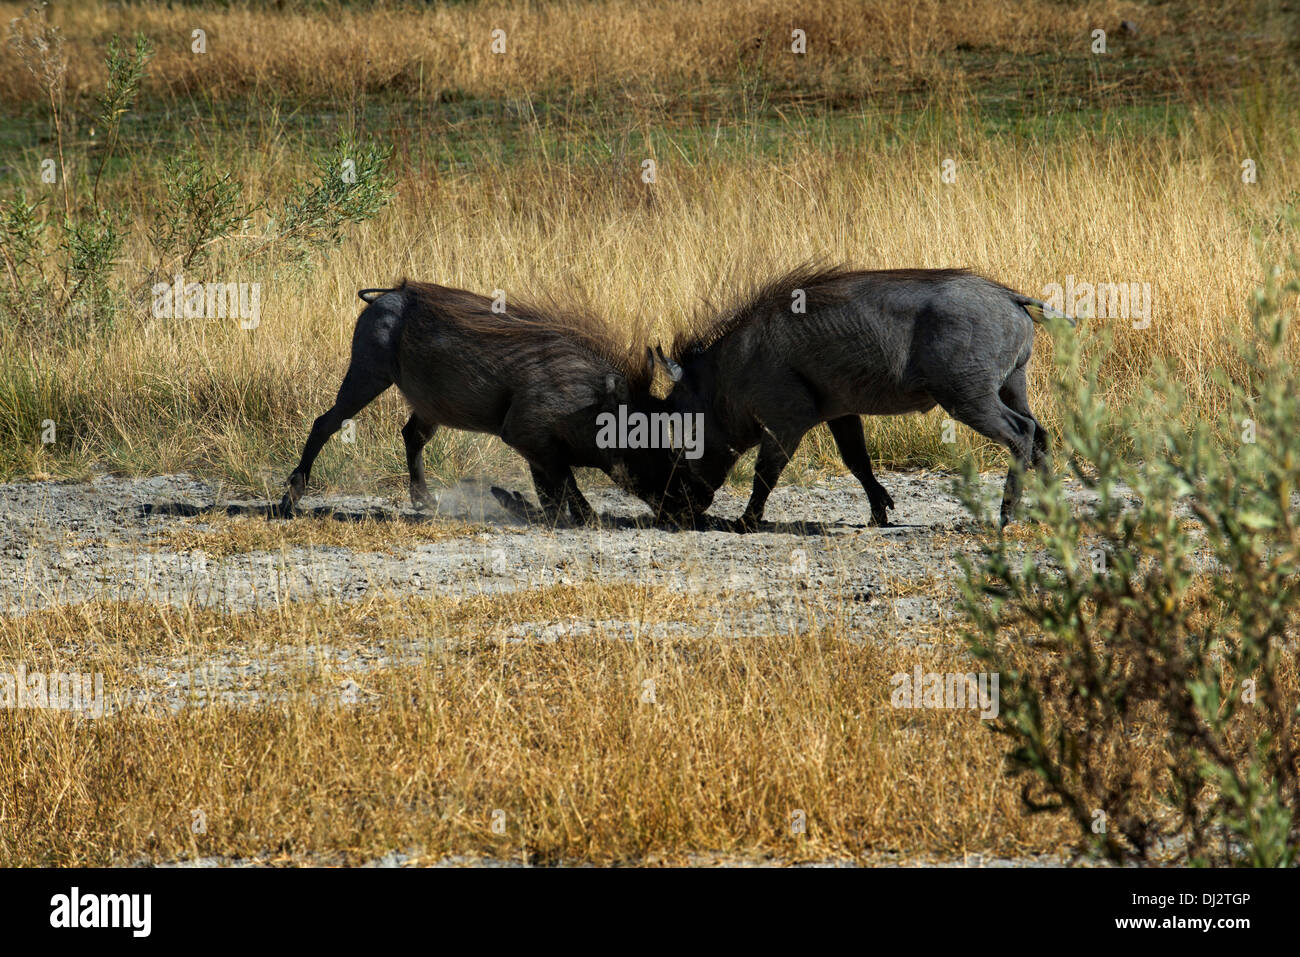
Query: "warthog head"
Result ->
[[646, 344, 737, 504], [588, 370, 717, 524]]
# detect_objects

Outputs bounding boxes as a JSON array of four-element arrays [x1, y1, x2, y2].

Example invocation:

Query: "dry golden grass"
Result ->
[[0, 0, 1195, 105], [6, 107, 1296, 487], [1, 0, 1295, 490], [146, 510, 491, 557], [0, 584, 760, 660], [3, 548, 1286, 865], [0, 588, 1082, 865]]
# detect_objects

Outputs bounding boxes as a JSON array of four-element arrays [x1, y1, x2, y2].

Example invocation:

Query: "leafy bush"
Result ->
[[1, 5, 394, 339], [272, 140, 396, 268], [959, 247, 1300, 866]]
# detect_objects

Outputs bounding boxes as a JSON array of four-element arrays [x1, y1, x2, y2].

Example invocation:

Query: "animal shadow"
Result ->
[[488, 486, 858, 536], [136, 501, 438, 524]]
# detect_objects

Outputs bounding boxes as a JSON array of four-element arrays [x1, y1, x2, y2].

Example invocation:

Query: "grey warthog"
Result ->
[[650, 264, 1074, 528], [279, 280, 704, 523]]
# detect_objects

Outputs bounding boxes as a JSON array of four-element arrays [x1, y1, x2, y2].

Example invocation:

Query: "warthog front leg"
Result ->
[[739, 429, 805, 530], [491, 486, 547, 523], [529, 462, 596, 526]]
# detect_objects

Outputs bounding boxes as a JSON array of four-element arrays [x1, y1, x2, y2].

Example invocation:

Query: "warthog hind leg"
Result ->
[[828, 415, 895, 526], [937, 391, 1038, 527], [402, 413, 439, 510], [279, 368, 390, 517], [999, 365, 1050, 474]]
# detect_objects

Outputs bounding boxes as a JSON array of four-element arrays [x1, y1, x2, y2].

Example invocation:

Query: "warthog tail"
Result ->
[[358, 287, 398, 304], [1013, 293, 1077, 328]]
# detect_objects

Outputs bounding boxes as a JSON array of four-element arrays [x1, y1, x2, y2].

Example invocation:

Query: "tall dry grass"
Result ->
[[5, 105, 1298, 491], [1, 0, 1296, 496], [0, 0, 1197, 105], [0, 587, 1086, 865]]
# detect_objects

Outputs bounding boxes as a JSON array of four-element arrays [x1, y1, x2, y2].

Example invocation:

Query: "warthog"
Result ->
[[649, 265, 1074, 528], [279, 280, 703, 523]]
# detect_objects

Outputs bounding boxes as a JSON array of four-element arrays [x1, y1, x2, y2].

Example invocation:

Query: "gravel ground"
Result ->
[[0, 467, 1120, 717], [0, 469, 1107, 615]]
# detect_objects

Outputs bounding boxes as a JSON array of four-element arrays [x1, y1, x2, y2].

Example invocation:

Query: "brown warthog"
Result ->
[[279, 280, 708, 523], [649, 264, 1074, 529]]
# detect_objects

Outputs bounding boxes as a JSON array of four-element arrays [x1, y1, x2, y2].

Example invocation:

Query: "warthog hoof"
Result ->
[[410, 485, 437, 511], [276, 473, 306, 518], [868, 486, 895, 526]]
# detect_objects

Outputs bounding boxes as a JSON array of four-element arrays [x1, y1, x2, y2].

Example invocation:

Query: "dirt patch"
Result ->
[[0, 469, 1110, 616]]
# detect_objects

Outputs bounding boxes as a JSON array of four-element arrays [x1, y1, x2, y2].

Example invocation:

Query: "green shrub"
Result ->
[[1, 6, 394, 339], [959, 245, 1300, 866]]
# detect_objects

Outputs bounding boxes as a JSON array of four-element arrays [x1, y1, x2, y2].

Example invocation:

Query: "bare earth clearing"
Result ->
[[0, 469, 1116, 615]]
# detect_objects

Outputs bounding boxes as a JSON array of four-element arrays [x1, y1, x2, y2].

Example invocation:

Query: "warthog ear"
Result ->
[[653, 344, 684, 382]]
